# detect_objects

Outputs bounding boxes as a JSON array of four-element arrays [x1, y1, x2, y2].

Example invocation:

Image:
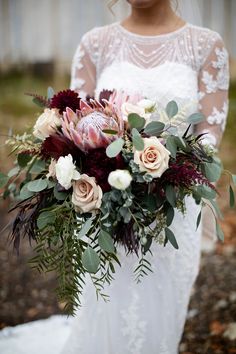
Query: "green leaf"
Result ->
[[232, 174, 236, 186], [166, 100, 178, 118], [19, 184, 35, 200], [106, 138, 124, 158], [166, 206, 175, 226], [203, 161, 222, 182], [128, 113, 146, 131], [196, 185, 216, 200], [47, 86, 55, 100], [143, 194, 157, 212], [37, 211, 56, 230], [102, 129, 118, 135], [196, 210, 202, 230], [144, 121, 165, 136], [216, 221, 224, 242], [165, 227, 179, 249], [82, 247, 100, 274], [165, 185, 176, 207], [132, 128, 144, 151], [187, 112, 205, 124], [166, 136, 177, 158], [7, 166, 20, 178], [98, 230, 115, 253], [77, 218, 93, 239], [53, 185, 68, 200], [229, 185, 235, 208], [119, 206, 132, 223], [27, 178, 48, 192], [29, 159, 46, 174], [210, 199, 223, 219], [17, 153, 32, 168], [46, 179, 55, 189], [0, 172, 9, 188]]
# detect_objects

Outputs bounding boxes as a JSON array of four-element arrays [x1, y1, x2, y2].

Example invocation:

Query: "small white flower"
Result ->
[[137, 99, 156, 112], [121, 102, 145, 121], [55, 154, 80, 190], [108, 169, 132, 190]]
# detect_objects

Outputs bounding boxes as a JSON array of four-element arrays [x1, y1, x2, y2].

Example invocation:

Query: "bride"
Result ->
[[59, 0, 229, 353]]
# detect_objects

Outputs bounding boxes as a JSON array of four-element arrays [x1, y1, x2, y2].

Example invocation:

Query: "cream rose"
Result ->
[[55, 154, 81, 190], [121, 102, 145, 121], [137, 99, 156, 112], [133, 137, 170, 178], [72, 174, 103, 213], [33, 108, 61, 140], [108, 169, 132, 190]]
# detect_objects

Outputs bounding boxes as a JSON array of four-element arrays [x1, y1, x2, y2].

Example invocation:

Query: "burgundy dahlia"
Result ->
[[50, 89, 81, 114], [41, 134, 84, 162], [82, 148, 125, 192]]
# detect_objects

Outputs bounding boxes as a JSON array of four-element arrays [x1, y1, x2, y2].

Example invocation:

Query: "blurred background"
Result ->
[[0, 1, 235, 353]]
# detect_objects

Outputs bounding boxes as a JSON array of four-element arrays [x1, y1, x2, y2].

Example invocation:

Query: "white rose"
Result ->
[[133, 137, 170, 178], [72, 174, 103, 213], [121, 102, 145, 121], [33, 108, 61, 140], [108, 169, 132, 190], [55, 154, 80, 190], [137, 99, 156, 112]]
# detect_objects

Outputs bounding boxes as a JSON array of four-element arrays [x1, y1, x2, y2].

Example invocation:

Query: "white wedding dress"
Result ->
[[0, 22, 229, 354]]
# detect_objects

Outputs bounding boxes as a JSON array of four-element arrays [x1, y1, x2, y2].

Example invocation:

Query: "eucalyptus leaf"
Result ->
[[19, 184, 35, 200], [196, 185, 216, 200], [98, 230, 115, 253], [144, 121, 165, 136], [0, 172, 9, 188], [196, 210, 202, 230], [210, 199, 223, 219], [29, 159, 46, 174], [165, 227, 179, 249], [102, 129, 118, 135], [82, 247, 100, 274], [47, 86, 55, 100], [165, 185, 176, 207], [77, 218, 93, 239], [166, 136, 177, 158], [128, 113, 146, 131], [17, 153, 32, 168], [106, 138, 124, 158], [132, 128, 144, 151], [216, 221, 224, 242], [53, 185, 68, 201], [166, 206, 175, 226], [166, 100, 178, 118], [37, 211, 56, 230], [229, 185, 235, 208], [7, 166, 20, 178], [27, 178, 48, 192], [203, 161, 222, 182], [187, 112, 205, 124]]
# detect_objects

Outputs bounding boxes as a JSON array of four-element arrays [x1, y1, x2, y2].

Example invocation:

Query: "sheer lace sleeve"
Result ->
[[70, 32, 97, 99], [195, 35, 230, 148]]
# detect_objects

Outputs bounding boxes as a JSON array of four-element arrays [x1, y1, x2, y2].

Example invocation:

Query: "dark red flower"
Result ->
[[41, 134, 84, 162], [82, 148, 125, 192], [50, 89, 81, 114]]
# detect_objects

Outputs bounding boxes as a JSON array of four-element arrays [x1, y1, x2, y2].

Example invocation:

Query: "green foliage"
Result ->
[[165, 227, 179, 249], [166, 100, 178, 118], [128, 113, 146, 131], [106, 137, 124, 158], [98, 230, 115, 253], [0, 172, 9, 188], [131, 128, 144, 150], [134, 257, 153, 283], [187, 112, 205, 124], [82, 247, 100, 274], [144, 121, 165, 136], [27, 178, 48, 192]]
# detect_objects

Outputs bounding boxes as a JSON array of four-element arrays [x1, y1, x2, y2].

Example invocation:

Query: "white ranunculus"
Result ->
[[108, 169, 132, 190], [137, 99, 156, 112], [121, 102, 145, 121], [55, 154, 80, 190], [33, 108, 61, 140], [133, 137, 170, 178]]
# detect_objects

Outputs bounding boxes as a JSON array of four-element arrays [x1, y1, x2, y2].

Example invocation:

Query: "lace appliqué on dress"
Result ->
[[120, 290, 147, 354], [207, 102, 228, 130]]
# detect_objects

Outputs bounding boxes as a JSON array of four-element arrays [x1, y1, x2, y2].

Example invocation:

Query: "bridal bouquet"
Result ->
[[1, 88, 235, 314]]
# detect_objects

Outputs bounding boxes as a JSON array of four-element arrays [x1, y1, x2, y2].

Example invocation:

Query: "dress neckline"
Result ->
[[116, 22, 189, 40]]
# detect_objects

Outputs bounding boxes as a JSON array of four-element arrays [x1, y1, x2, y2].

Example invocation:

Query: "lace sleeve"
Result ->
[[70, 32, 97, 99], [195, 35, 230, 148]]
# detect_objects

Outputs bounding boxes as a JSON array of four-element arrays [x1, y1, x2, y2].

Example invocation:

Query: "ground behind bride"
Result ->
[[0, 72, 236, 354]]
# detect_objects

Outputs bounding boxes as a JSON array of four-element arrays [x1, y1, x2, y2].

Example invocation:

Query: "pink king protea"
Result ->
[[61, 99, 123, 152]]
